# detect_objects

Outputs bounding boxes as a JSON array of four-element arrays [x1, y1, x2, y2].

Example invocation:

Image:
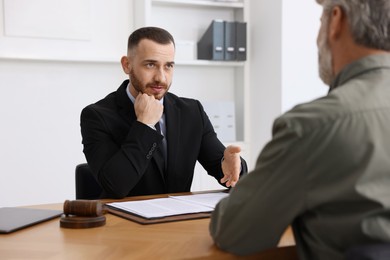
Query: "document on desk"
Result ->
[[106, 192, 229, 219], [169, 192, 229, 208]]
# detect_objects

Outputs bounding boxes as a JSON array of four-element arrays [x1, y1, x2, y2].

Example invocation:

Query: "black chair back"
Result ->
[[75, 163, 102, 199]]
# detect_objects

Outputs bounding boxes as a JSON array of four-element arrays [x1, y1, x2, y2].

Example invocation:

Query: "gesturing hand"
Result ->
[[134, 93, 163, 125], [220, 145, 242, 187]]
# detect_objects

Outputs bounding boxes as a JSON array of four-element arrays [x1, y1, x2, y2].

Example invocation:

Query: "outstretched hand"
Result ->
[[220, 145, 242, 187]]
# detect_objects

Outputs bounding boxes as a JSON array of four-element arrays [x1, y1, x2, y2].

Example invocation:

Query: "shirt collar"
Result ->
[[329, 53, 390, 92]]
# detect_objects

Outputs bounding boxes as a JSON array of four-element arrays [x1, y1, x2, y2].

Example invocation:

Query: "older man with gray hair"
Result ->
[[209, 1, 390, 259]]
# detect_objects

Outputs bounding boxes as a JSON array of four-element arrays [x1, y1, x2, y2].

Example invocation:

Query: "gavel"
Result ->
[[60, 200, 106, 228], [63, 200, 105, 217]]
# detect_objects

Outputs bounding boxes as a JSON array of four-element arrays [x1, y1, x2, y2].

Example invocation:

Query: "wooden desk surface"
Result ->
[[0, 193, 297, 259]]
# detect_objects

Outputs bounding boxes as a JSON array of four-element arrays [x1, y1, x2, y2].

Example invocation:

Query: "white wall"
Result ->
[[0, 60, 124, 207], [0, 0, 132, 207], [248, 0, 328, 167], [281, 1, 327, 113], [249, 0, 283, 168]]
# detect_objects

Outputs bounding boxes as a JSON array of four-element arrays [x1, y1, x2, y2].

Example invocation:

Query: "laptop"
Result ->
[[0, 207, 62, 234]]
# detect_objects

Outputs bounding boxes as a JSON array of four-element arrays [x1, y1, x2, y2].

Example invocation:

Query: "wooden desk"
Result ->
[[0, 193, 297, 259]]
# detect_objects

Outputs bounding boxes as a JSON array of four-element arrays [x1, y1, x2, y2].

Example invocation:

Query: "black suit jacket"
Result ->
[[81, 80, 247, 198]]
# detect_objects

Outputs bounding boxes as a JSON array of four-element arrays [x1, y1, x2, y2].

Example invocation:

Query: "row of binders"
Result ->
[[197, 19, 247, 61]]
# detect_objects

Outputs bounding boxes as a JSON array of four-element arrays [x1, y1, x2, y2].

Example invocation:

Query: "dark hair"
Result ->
[[316, 0, 390, 51], [127, 27, 175, 52]]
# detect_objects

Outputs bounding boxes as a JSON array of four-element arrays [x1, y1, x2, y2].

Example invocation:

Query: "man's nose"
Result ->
[[153, 68, 166, 83]]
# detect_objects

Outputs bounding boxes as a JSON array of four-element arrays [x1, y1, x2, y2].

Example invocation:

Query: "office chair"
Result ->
[[345, 243, 390, 260], [75, 163, 103, 199]]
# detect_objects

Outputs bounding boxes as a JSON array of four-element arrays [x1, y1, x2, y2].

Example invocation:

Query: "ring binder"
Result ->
[[197, 20, 247, 61], [235, 21, 247, 61], [224, 21, 236, 60], [197, 20, 224, 61]]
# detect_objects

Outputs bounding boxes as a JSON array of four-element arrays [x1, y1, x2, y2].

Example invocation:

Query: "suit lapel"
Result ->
[[115, 80, 166, 182]]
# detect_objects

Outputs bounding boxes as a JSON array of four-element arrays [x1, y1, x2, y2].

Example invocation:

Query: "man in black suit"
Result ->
[[80, 27, 247, 198]]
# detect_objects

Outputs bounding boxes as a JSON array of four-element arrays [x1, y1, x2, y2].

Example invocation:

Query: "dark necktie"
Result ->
[[154, 122, 166, 171]]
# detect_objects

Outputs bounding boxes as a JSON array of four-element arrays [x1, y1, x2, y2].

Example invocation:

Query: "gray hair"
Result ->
[[316, 0, 390, 51]]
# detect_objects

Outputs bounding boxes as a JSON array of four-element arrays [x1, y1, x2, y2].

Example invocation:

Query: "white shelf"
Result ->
[[152, 0, 244, 8], [176, 60, 245, 67], [0, 55, 119, 64]]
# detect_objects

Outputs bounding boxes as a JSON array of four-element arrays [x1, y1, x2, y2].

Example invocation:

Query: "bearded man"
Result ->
[[81, 27, 247, 199]]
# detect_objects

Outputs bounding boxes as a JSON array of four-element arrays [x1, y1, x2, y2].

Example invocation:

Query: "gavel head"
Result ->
[[63, 200, 104, 217]]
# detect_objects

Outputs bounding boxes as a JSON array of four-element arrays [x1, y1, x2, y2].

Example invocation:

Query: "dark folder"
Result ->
[[235, 21, 247, 61], [224, 21, 236, 60], [197, 20, 224, 60], [0, 207, 62, 234]]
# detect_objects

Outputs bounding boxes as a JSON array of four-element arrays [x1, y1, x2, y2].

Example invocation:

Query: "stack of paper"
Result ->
[[107, 192, 228, 219]]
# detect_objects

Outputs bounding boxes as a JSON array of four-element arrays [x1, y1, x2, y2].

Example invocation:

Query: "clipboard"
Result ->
[[106, 206, 211, 224], [104, 190, 229, 224]]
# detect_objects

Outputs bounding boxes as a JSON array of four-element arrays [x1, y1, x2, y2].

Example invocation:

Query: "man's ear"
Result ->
[[120, 56, 131, 75], [328, 6, 344, 41]]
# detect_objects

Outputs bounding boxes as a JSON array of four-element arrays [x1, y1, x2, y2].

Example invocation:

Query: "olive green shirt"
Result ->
[[210, 54, 390, 260]]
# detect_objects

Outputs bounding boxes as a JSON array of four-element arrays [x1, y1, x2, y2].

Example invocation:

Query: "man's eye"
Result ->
[[146, 63, 155, 68], [166, 64, 174, 69]]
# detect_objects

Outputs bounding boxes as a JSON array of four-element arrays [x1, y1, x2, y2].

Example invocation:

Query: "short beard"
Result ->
[[129, 69, 170, 100], [129, 69, 144, 94], [318, 26, 334, 86]]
